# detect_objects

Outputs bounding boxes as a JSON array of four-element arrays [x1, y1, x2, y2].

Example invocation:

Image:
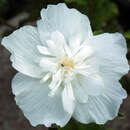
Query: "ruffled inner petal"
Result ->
[[62, 81, 75, 114], [38, 3, 93, 48]]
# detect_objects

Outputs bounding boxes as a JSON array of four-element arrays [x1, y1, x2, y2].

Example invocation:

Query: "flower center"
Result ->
[[60, 56, 74, 70]]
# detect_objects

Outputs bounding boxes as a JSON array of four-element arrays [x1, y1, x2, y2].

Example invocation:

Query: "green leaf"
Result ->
[[65, 0, 87, 5], [57, 119, 78, 130], [93, 30, 103, 35], [117, 113, 126, 119], [90, 0, 119, 30], [77, 123, 106, 130], [124, 31, 130, 39], [57, 119, 107, 130], [65, 0, 118, 31], [0, 0, 8, 6]]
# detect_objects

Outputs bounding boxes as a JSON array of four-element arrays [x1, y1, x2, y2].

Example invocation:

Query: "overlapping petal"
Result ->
[[1, 26, 43, 78], [78, 74, 104, 96], [12, 73, 71, 127], [37, 3, 93, 46], [73, 81, 127, 124], [88, 33, 129, 80], [62, 81, 75, 115], [72, 77, 88, 103]]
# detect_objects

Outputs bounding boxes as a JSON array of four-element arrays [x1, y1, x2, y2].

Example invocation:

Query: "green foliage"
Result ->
[[0, 0, 25, 19], [0, 0, 8, 6], [57, 120, 107, 130], [0, 0, 6, 5], [0, 0, 8, 17], [91, 0, 118, 30], [0, 0, 119, 32], [124, 30, 130, 39], [117, 113, 126, 119], [65, 0, 87, 5], [93, 30, 103, 35], [65, 0, 119, 31], [77, 123, 106, 130], [57, 119, 79, 130]]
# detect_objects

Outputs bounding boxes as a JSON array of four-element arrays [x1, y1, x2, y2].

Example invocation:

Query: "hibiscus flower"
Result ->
[[1, 3, 129, 127]]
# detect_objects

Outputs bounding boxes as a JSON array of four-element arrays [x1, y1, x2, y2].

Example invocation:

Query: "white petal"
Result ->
[[72, 77, 88, 103], [64, 42, 73, 58], [51, 31, 66, 51], [38, 3, 93, 45], [46, 40, 57, 54], [12, 73, 71, 127], [104, 80, 127, 99], [73, 81, 126, 124], [49, 69, 63, 96], [45, 38, 65, 57], [62, 81, 75, 114], [89, 33, 129, 80], [40, 72, 52, 82], [37, 45, 52, 55], [37, 20, 51, 43], [1, 26, 43, 78], [69, 34, 83, 53], [39, 57, 57, 72], [74, 44, 94, 62], [78, 74, 104, 96]]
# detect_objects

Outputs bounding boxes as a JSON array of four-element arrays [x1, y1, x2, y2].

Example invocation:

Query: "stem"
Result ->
[[0, 19, 17, 30], [88, 0, 95, 20]]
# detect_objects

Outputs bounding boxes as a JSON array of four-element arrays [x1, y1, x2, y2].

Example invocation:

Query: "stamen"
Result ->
[[61, 64, 64, 67], [60, 56, 74, 69]]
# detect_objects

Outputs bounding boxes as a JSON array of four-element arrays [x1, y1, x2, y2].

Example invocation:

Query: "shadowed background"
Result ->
[[0, 0, 130, 130]]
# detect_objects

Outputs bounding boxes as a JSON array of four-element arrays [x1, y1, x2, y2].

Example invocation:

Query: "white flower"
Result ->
[[1, 3, 129, 127]]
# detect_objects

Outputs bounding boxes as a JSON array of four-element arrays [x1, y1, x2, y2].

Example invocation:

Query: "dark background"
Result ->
[[0, 0, 130, 130]]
